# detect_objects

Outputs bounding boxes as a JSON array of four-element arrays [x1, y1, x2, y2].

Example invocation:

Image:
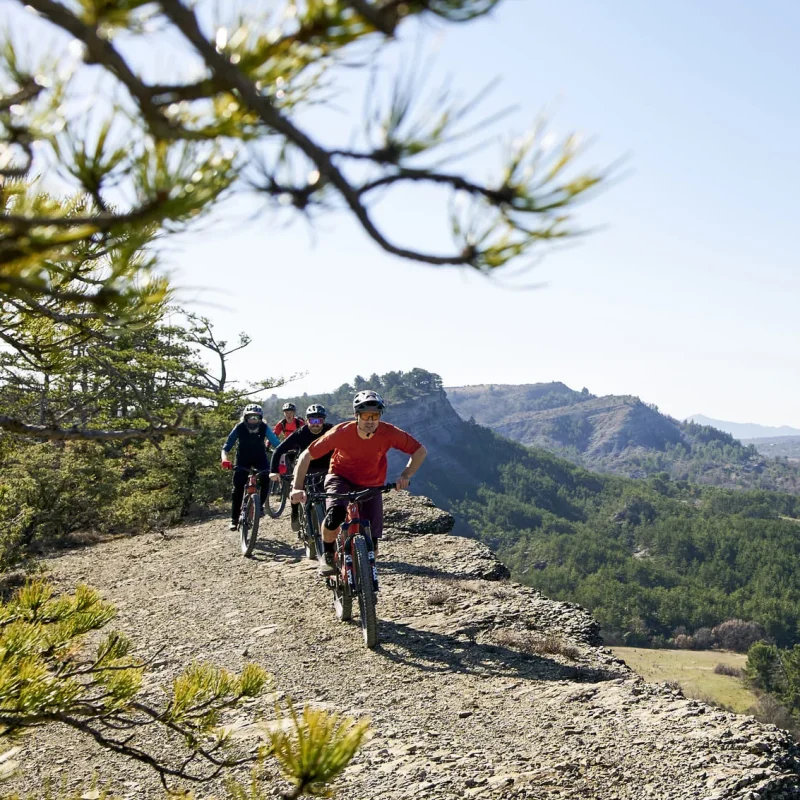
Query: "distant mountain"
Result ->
[[688, 415, 800, 440], [446, 383, 800, 494], [442, 382, 593, 426]]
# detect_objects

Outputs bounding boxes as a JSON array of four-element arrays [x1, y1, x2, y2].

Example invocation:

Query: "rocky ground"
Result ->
[[9, 493, 800, 799]]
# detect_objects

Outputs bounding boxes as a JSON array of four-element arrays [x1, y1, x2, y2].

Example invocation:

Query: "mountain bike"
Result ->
[[296, 472, 326, 561], [234, 466, 269, 557], [265, 451, 296, 519], [306, 483, 396, 649]]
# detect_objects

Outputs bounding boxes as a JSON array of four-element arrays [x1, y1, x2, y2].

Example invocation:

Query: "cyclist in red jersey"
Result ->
[[291, 390, 427, 574], [273, 403, 305, 440]]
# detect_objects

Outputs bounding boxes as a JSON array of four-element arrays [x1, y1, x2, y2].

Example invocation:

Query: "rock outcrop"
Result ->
[[10, 492, 800, 799]]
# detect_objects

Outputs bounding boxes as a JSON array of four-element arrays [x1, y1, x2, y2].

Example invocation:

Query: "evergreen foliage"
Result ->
[[262, 368, 444, 424], [0, 306, 281, 568], [0, 579, 367, 794]]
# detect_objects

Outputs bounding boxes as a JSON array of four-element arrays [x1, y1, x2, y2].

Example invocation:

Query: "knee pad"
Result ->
[[325, 505, 346, 530]]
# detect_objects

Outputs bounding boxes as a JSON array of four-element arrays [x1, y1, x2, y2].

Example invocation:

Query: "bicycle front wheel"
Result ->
[[333, 548, 352, 622], [241, 496, 260, 557], [265, 478, 286, 518], [354, 536, 378, 648]]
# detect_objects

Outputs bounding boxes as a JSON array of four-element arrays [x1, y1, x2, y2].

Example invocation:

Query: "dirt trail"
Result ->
[[11, 495, 800, 800]]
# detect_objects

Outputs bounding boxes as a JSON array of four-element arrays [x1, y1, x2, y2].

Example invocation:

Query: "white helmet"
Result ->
[[242, 404, 262, 431], [353, 390, 385, 413]]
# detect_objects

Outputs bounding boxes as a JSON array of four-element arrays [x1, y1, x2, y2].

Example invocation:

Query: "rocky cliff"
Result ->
[[382, 389, 489, 504], [13, 493, 800, 799]]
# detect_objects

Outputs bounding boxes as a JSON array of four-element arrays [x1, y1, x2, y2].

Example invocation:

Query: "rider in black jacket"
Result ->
[[222, 404, 281, 530], [269, 404, 332, 531]]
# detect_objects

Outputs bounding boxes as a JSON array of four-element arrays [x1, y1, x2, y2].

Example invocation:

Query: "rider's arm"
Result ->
[[270, 428, 300, 473], [385, 425, 425, 489], [265, 425, 281, 450], [222, 426, 239, 462], [293, 449, 313, 489], [291, 426, 340, 502], [399, 445, 427, 484]]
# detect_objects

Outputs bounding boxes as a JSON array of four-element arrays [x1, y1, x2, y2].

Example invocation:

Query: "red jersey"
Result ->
[[306, 421, 421, 487], [273, 416, 305, 439]]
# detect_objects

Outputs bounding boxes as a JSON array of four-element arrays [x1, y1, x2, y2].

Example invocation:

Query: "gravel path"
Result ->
[[11, 495, 800, 800]]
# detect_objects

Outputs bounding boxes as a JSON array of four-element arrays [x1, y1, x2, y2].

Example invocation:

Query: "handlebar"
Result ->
[[306, 483, 399, 502], [232, 466, 271, 475]]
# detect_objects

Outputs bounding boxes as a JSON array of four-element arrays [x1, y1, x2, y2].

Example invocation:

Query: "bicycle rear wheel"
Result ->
[[265, 478, 286, 518], [333, 548, 352, 622], [241, 496, 260, 557], [354, 536, 378, 648]]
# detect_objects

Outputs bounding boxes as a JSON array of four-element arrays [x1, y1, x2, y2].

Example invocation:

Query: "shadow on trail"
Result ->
[[379, 559, 503, 582], [249, 537, 303, 563], [375, 619, 616, 684]]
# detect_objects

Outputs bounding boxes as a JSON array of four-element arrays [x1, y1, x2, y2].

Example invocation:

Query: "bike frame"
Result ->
[[337, 501, 378, 592], [234, 466, 268, 515], [298, 472, 327, 550], [307, 484, 395, 589]]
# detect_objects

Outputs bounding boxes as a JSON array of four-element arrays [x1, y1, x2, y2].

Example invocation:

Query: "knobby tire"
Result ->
[[241, 495, 260, 557], [265, 478, 287, 518], [354, 536, 378, 648], [333, 542, 352, 622]]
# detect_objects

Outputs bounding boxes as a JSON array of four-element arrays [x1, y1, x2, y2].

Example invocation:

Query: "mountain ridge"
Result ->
[[445, 383, 800, 493], [689, 415, 800, 440]]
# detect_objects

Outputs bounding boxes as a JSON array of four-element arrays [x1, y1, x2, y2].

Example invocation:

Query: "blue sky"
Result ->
[[10, 1, 800, 425]]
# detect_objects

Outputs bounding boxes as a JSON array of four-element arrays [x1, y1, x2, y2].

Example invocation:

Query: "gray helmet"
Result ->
[[306, 404, 327, 419], [353, 390, 385, 413], [282, 402, 296, 412]]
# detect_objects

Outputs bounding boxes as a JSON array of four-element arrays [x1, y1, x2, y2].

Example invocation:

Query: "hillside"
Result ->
[[744, 435, 800, 463], [263, 377, 800, 649], [446, 383, 800, 494], [12, 494, 800, 800]]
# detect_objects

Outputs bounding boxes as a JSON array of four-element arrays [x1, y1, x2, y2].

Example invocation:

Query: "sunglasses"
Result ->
[[245, 415, 260, 423], [308, 417, 325, 425], [358, 412, 381, 422]]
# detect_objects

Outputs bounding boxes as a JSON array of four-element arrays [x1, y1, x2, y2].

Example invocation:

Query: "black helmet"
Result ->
[[282, 402, 296, 412], [353, 390, 385, 413], [306, 404, 327, 419], [242, 403, 262, 431]]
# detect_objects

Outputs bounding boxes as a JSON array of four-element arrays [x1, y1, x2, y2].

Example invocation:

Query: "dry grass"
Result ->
[[612, 647, 756, 713], [714, 662, 743, 678], [426, 590, 451, 607], [442, 579, 513, 598], [751, 695, 799, 736], [494, 629, 580, 661], [455, 579, 485, 594]]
